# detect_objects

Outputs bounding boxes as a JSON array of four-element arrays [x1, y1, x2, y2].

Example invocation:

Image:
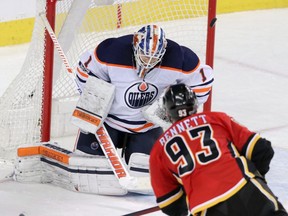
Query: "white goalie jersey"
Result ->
[[76, 35, 214, 133]]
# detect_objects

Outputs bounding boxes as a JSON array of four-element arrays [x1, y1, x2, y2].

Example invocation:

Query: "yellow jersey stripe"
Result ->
[[158, 189, 184, 208], [191, 178, 247, 215], [245, 134, 261, 160]]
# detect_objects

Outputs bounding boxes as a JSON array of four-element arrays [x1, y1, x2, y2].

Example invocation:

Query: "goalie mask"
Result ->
[[163, 84, 198, 122], [133, 25, 167, 78]]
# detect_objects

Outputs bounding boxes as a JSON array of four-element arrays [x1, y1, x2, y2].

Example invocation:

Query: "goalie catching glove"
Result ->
[[142, 92, 172, 130]]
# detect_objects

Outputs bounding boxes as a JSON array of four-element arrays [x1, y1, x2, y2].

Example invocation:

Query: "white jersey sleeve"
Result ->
[[76, 49, 110, 93], [179, 64, 214, 105]]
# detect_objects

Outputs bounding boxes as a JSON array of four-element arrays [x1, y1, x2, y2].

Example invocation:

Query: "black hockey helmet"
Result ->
[[163, 84, 198, 122]]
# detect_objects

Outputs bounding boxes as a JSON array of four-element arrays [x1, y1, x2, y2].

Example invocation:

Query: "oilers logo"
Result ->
[[124, 82, 158, 108]]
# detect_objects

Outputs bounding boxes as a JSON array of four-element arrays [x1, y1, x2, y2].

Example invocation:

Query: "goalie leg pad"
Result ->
[[42, 156, 127, 195], [127, 153, 153, 195], [128, 153, 150, 176], [14, 155, 50, 183], [15, 142, 127, 195]]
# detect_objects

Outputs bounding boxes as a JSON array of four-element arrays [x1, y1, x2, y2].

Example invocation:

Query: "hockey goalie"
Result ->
[[14, 76, 152, 195], [14, 24, 213, 196]]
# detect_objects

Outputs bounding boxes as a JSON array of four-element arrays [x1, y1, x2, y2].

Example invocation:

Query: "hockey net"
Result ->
[[0, 0, 216, 161]]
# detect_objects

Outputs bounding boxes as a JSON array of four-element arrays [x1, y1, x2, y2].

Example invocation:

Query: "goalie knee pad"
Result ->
[[15, 142, 127, 196]]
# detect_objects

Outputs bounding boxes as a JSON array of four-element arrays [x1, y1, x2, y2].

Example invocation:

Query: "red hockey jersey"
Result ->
[[150, 111, 273, 215]]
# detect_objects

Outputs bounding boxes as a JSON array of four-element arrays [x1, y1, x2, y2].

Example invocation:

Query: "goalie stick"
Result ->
[[39, 12, 151, 193]]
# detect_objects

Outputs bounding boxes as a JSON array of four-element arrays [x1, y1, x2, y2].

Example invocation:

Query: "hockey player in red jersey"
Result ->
[[149, 83, 288, 216], [73, 25, 214, 181]]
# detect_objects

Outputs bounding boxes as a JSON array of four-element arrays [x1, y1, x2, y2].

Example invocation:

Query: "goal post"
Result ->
[[42, 0, 56, 143], [0, 0, 216, 161], [204, 0, 217, 111]]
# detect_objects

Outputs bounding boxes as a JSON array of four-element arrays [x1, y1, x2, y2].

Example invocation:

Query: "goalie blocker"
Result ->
[[71, 75, 115, 134], [14, 142, 152, 195]]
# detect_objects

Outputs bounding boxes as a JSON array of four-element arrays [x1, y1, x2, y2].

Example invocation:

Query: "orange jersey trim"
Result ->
[[129, 122, 155, 133], [193, 86, 212, 93], [77, 67, 89, 78], [107, 118, 155, 133]]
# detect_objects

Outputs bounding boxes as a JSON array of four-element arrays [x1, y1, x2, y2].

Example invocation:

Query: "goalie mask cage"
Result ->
[[0, 0, 216, 161]]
